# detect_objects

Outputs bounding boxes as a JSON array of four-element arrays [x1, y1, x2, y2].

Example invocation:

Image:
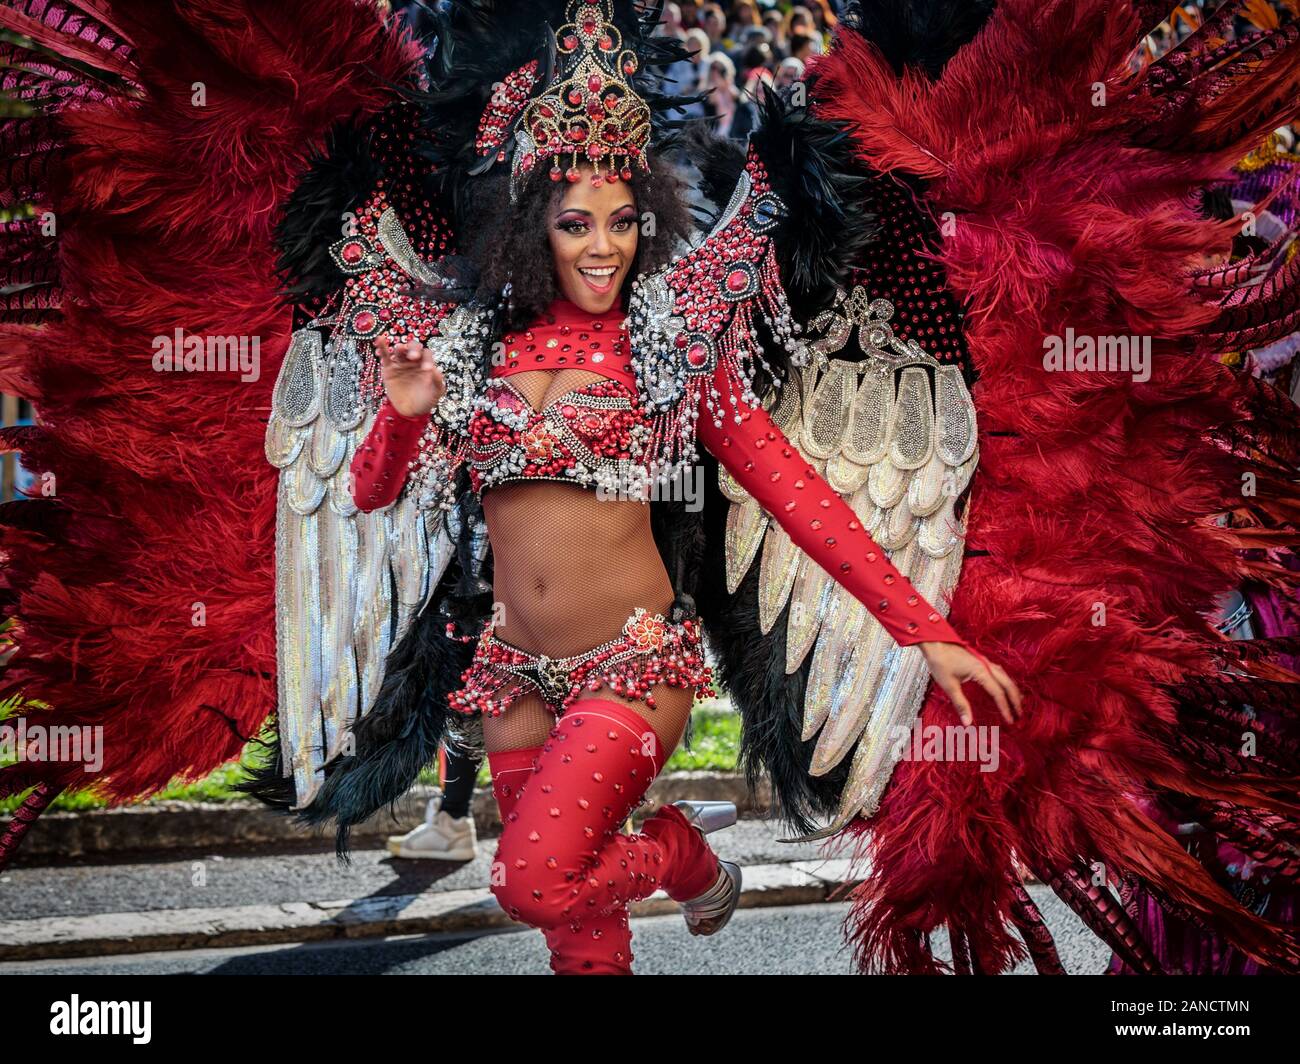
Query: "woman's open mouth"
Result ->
[[578, 264, 619, 294]]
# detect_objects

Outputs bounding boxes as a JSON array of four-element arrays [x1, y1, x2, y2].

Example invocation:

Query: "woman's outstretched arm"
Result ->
[[694, 358, 1022, 723]]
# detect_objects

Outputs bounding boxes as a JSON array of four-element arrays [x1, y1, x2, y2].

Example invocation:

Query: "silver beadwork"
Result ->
[[721, 285, 981, 838]]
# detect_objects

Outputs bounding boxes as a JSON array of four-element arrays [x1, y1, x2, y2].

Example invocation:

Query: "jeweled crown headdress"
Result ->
[[473, 0, 652, 197]]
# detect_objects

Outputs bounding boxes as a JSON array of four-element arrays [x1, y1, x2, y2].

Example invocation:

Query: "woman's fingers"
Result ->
[[970, 667, 1014, 725], [940, 676, 974, 726], [990, 663, 1023, 717], [378, 336, 419, 362]]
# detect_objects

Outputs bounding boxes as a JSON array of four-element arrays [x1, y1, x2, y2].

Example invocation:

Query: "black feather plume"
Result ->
[[273, 117, 385, 301], [680, 122, 746, 216], [841, 0, 996, 79], [748, 87, 878, 318], [683, 451, 850, 835]]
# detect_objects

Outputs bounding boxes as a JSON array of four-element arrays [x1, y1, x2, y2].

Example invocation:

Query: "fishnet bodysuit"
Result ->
[[478, 367, 696, 756]]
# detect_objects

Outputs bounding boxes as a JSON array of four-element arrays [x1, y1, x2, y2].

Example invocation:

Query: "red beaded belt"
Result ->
[[448, 607, 715, 718]]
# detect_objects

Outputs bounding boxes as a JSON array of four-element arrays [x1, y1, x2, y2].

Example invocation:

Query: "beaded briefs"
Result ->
[[448, 606, 714, 718]]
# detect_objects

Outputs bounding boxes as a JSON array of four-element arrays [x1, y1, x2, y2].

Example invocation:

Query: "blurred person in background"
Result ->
[[805, 0, 837, 36], [699, 2, 727, 49], [763, 7, 789, 59], [730, 1, 762, 38], [785, 4, 815, 41], [386, 738, 480, 860], [700, 50, 758, 140], [788, 30, 818, 63], [773, 55, 804, 93], [738, 38, 775, 96], [660, 0, 686, 40], [659, 24, 711, 119]]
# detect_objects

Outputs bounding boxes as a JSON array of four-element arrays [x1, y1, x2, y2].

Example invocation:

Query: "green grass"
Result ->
[[0, 699, 741, 814]]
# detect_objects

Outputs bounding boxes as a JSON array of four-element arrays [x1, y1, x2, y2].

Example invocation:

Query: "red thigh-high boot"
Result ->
[[490, 699, 721, 936], [488, 745, 634, 975]]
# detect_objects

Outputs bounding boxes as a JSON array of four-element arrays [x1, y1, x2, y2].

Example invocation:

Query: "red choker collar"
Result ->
[[495, 298, 634, 388]]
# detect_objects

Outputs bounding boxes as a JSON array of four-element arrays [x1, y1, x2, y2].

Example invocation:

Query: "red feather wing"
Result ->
[[0, 1, 419, 830], [812, 0, 1300, 974]]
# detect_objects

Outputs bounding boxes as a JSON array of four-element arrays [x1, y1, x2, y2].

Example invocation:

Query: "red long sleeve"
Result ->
[[349, 397, 428, 512], [696, 359, 971, 652]]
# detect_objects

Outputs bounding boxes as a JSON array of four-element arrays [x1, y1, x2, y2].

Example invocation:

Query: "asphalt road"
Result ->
[[0, 820, 831, 920], [5, 894, 1111, 975]]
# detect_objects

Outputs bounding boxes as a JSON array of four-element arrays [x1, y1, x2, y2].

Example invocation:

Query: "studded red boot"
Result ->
[[488, 744, 634, 975], [488, 699, 724, 949]]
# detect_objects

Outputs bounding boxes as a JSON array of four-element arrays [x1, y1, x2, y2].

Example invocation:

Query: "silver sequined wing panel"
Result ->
[[265, 326, 453, 808], [262, 193, 470, 809], [722, 286, 978, 838]]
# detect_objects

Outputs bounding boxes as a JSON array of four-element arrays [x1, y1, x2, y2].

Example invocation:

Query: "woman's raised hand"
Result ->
[[918, 641, 1024, 726], [376, 335, 446, 418]]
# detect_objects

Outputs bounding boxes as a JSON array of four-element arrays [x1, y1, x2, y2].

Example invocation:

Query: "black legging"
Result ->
[[439, 738, 481, 819]]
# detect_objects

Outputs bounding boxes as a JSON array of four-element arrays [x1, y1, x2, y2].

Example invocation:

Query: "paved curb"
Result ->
[[0, 858, 857, 962], [2, 772, 770, 865]]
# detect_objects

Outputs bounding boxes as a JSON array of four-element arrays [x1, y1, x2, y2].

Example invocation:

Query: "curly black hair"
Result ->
[[457, 151, 694, 333]]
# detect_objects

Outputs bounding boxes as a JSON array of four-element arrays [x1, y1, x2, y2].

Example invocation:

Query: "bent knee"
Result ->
[[490, 842, 581, 929]]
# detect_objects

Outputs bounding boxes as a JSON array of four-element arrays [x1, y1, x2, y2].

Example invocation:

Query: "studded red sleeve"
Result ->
[[349, 397, 429, 512], [695, 359, 972, 651]]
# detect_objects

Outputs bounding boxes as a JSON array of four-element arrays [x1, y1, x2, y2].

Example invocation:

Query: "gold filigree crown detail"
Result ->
[[511, 0, 652, 193]]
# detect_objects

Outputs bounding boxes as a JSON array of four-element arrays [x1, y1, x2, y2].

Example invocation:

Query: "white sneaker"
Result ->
[[386, 796, 478, 861]]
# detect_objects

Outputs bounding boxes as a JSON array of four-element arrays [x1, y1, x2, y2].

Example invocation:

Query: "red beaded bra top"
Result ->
[[466, 297, 652, 494]]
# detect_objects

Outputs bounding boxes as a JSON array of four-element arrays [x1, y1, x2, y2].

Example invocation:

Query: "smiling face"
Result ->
[[547, 166, 639, 314]]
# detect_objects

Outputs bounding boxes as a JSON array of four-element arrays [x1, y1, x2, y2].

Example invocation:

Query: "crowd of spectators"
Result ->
[[653, 1, 843, 139]]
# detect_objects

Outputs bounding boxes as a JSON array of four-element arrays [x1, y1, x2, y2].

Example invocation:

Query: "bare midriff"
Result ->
[[479, 368, 676, 653], [475, 367, 693, 753]]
